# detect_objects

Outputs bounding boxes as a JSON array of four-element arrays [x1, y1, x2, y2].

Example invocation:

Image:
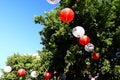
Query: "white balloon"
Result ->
[[72, 26, 85, 38], [85, 43, 94, 52], [4, 66, 12, 73], [47, 0, 60, 4], [31, 71, 37, 78]]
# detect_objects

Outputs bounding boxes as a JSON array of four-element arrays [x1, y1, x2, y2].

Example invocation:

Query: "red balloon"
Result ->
[[17, 69, 26, 77], [92, 53, 100, 60], [79, 35, 91, 46], [59, 8, 74, 23], [44, 72, 52, 79]]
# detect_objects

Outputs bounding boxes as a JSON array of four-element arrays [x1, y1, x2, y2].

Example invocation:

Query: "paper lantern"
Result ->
[[92, 53, 100, 60], [59, 8, 74, 23], [79, 35, 90, 46], [47, 0, 60, 4], [31, 71, 37, 78], [72, 26, 85, 38], [85, 43, 94, 52], [4, 66, 12, 73], [17, 69, 26, 77], [44, 72, 52, 79]]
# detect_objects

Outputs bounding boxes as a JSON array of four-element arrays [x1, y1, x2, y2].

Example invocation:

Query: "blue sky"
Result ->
[[0, 0, 59, 76]]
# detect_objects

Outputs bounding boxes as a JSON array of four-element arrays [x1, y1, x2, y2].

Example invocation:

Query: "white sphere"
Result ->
[[84, 43, 94, 52], [72, 26, 85, 38], [31, 71, 37, 78], [47, 0, 60, 4], [4, 66, 12, 73]]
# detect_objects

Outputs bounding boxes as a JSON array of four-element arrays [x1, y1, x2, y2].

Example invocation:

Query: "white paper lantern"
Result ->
[[4, 66, 12, 73], [31, 71, 37, 78], [84, 43, 94, 52], [72, 26, 85, 38], [47, 0, 60, 4]]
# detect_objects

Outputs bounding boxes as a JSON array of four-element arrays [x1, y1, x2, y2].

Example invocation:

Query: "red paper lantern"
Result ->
[[92, 53, 100, 60], [44, 72, 52, 79], [79, 35, 91, 46], [59, 8, 74, 23], [17, 69, 26, 77]]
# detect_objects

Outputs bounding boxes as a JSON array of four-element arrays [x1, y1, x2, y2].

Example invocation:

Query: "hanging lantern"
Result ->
[[79, 35, 91, 46], [59, 8, 74, 23], [17, 69, 26, 77], [47, 0, 60, 4], [84, 43, 94, 52], [44, 72, 52, 79], [4, 66, 12, 73], [92, 53, 100, 60], [72, 26, 85, 38], [31, 71, 37, 78]]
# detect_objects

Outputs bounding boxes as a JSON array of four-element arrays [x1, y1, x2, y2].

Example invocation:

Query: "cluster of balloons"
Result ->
[[3, 0, 100, 79], [58, 2, 99, 60], [4, 66, 37, 78], [3, 66, 52, 79], [46, 0, 100, 60], [72, 26, 99, 60]]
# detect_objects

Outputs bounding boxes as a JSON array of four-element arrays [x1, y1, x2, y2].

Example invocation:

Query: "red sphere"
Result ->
[[92, 53, 100, 60], [79, 35, 91, 46], [59, 8, 74, 23], [44, 72, 52, 79], [17, 69, 26, 77]]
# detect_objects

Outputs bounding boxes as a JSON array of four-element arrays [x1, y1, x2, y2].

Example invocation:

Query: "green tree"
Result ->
[[34, 0, 120, 80], [0, 53, 42, 80]]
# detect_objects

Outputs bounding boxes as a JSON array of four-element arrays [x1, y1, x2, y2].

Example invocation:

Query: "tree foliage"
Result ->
[[1, 0, 120, 80], [34, 0, 120, 80], [0, 53, 42, 80]]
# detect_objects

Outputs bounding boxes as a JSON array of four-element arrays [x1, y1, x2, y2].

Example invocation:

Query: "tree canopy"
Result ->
[[1, 0, 120, 80], [0, 53, 41, 80], [34, 0, 120, 79]]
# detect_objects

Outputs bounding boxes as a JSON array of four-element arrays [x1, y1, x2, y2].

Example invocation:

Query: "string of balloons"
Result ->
[[47, 0, 100, 60], [3, 0, 100, 80], [3, 66, 37, 78]]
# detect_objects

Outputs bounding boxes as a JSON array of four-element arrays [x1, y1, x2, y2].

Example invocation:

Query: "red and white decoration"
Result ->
[[44, 72, 52, 79], [84, 43, 94, 52], [4, 66, 12, 73], [47, 0, 60, 4], [92, 53, 100, 60], [31, 71, 37, 78], [79, 35, 91, 46], [59, 8, 74, 23], [17, 69, 26, 77], [72, 26, 85, 38]]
